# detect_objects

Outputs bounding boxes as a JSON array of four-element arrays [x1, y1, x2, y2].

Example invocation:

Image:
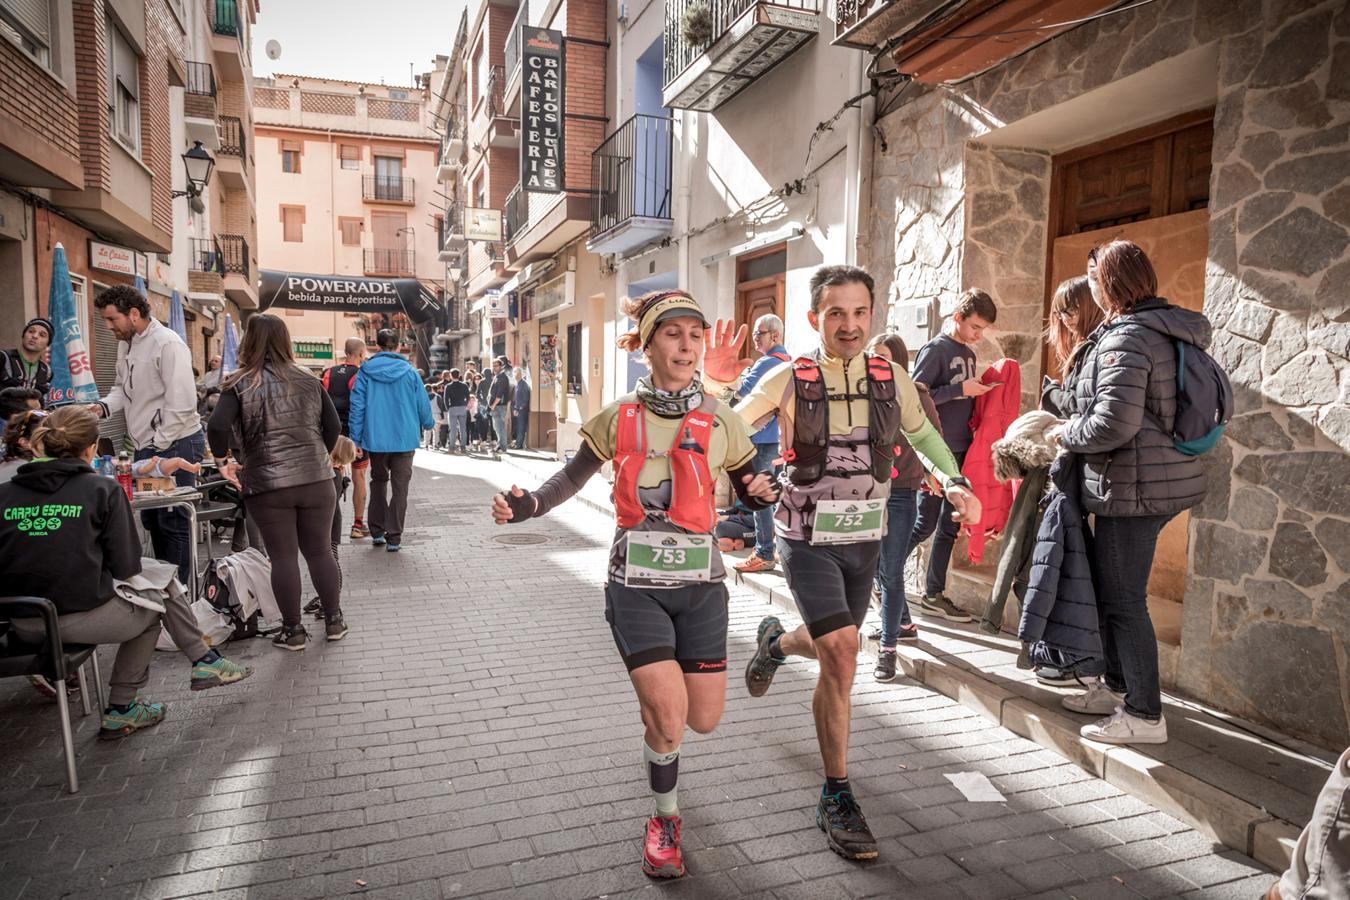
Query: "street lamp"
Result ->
[[171, 141, 215, 201]]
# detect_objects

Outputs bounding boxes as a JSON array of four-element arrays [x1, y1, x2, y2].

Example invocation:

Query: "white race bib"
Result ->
[[810, 499, 885, 545], [624, 532, 714, 585]]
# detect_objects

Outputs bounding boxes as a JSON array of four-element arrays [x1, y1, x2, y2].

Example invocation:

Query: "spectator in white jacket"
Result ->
[[90, 285, 204, 584]]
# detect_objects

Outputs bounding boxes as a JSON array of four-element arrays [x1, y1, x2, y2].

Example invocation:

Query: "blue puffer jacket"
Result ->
[[1019, 454, 1104, 669], [348, 352, 434, 453]]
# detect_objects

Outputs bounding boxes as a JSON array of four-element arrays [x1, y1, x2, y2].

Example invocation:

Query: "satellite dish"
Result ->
[[265, 39, 282, 61]]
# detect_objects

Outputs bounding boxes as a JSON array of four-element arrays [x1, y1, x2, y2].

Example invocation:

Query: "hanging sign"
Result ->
[[465, 207, 502, 242], [520, 28, 564, 194], [258, 270, 442, 324], [484, 289, 508, 321]]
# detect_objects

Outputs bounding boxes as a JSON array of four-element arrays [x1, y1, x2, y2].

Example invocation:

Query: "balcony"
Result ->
[[186, 237, 223, 298], [588, 115, 675, 257], [483, 65, 519, 148], [439, 201, 466, 260], [503, 4, 527, 111], [208, 0, 250, 80], [183, 61, 219, 149], [363, 175, 416, 204], [219, 234, 256, 308], [436, 120, 465, 182], [503, 183, 528, 245], [366, 248, 415, 277], [662, 0, 820, 111], [215, 115, 248, 189], [831, 0, 949, 48]]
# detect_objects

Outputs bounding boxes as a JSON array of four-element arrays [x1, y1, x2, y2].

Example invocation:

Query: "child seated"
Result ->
[[0, 407, 252, 739]]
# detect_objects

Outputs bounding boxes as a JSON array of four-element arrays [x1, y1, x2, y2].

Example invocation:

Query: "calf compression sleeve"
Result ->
[[644, 741, 680, 817]]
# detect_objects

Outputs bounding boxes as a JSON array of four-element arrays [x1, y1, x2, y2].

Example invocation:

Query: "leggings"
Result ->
[[246, 480, 341, 626]]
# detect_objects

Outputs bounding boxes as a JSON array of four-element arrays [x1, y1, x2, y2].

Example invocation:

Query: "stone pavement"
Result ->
[[0, 451, 1277, 899]]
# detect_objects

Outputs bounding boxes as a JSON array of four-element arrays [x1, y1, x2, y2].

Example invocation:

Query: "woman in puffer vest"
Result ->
[[1053, 239, 1213, 746]]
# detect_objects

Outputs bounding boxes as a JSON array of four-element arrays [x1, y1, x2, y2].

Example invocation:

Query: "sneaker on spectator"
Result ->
[[303, 596, 323, 618], [734, 555, 775, 574], [874, 650, 899, 683], [1035, 666, 1080, 687], [191, 656, 252, 691], [326, 614, 349, 642], [918, 593, 972, 622], [1062, 678, 1125, 715], [1081, 707, 1168, 744], [99, 699, 166, 740], [271, 624, 308, 652]]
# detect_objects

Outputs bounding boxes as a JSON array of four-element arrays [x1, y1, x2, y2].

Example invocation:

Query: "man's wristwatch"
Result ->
[[945, 475, 972, 492]]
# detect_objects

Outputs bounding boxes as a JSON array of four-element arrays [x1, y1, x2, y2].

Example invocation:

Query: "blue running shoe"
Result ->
[[99, 699, 167, 740], [371, 535, 387, 546], [386, 542, 400, 552]]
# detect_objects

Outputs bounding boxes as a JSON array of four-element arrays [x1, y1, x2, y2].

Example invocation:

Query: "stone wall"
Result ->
[[868, 0, 1350, 747]]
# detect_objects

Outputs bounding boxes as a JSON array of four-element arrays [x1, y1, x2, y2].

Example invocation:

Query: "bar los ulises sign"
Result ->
[[520, 28, 564, 194]]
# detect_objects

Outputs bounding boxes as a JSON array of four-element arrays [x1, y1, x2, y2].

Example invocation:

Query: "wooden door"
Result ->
[[735, 244, 786, 364]]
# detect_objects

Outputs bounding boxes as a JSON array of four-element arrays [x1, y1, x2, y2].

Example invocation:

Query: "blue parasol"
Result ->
[[46, 243, 99, 405], [168, 289, 187, 341], [221, 313, 239, 375]]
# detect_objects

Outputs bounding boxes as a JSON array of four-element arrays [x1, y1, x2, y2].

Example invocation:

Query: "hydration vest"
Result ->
[[322, 364, 359, 423], [612, 395, 719, 534], [780, 352, 901, 486]]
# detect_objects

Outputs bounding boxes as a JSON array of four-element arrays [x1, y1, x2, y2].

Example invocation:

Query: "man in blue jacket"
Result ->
[[732, 313, 790, 574], [349, 329, 433, 552]]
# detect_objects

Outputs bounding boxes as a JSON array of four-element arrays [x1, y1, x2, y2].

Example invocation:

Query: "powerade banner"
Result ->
[[520, 28, 564, 193], [258, 270, 441, 324]]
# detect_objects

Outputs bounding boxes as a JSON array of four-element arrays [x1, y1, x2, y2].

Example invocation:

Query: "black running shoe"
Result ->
[[745, 616, 785, 698], [817, 790, 878, 860], [874, 650, 898, 683], [325, 614, 349, 642], [271, 624, 308, 651], [303, 596, 322, 618]]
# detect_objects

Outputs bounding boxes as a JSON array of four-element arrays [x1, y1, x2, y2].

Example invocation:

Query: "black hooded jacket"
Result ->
[[0, 459, 141, 613], [1059, 298, 1213, 517]]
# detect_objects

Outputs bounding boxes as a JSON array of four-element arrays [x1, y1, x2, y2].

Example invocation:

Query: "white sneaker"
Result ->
[[1080, 708, 1168, 744], [1061, 679, 1125, 715]]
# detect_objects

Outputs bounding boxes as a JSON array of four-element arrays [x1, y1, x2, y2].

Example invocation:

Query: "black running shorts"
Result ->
[[603, 581, 729, 674], [777, 538, 881, 640]]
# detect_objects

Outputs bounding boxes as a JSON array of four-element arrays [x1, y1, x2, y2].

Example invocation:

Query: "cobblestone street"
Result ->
[[0, 452, 1275, 899]]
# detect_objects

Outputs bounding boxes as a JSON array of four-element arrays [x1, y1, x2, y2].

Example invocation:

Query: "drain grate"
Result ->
[[492, 533, 550, 545]]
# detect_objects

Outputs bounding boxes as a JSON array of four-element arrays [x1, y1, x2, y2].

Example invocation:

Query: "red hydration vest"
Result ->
[[780, 352, 901, 486], [612, 396, 719, 534]]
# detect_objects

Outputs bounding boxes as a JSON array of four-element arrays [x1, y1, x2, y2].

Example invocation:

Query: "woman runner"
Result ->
[[491, 290, 778, 878]]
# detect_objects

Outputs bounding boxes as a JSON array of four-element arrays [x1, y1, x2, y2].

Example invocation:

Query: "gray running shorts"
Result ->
[[603, 581, 729, 674], [777, 537, 881, 639]]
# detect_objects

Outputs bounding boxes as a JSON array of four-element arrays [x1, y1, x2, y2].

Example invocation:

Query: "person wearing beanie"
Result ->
[[1, 318, 54, 402]]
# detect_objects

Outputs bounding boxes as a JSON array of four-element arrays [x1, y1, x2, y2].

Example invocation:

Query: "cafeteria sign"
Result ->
[[520, 28, 564, 193], [89, 240, 148, 278]]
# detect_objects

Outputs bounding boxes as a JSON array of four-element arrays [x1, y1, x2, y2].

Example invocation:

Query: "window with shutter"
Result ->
[[106, 17, 141, 153], [339, 217, 362, 246], [0, 0, 51, 63], [282, 206, 304, 242], [281, 140, 302, 174], [339, 143, 360, 170]]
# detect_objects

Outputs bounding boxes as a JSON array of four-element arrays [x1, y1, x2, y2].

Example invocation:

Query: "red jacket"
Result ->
[[962, 358, 1021, 564]]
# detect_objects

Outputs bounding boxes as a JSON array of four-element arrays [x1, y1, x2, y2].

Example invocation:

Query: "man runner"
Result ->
[[705, 265, 979, 861], [322, 337, 368, 537]]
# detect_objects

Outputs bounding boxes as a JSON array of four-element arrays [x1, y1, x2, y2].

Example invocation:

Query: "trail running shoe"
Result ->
[[325, 614, 349, 642], [271, 624, 309, 652], [817, 790, 878, 860], [386, 542, 401, 552], [191, 656, 253, 691], [734, 555, 775, 574], [99, 699, 167, 740], [371, 535, 387, 546], [641, 815, 684, 878], [745, 616, 785, 698], [918, 593, 972, 622], [351, 523, 369, 538]]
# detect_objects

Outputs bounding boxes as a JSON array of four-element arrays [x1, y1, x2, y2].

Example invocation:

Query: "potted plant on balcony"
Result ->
[[681, 2, 714, 47]]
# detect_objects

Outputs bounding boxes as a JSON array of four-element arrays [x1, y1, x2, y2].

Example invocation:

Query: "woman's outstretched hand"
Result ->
[[702, 318, 749, 384]]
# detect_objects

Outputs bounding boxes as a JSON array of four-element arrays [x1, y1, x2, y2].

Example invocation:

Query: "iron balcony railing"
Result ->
[[188, 238, 220, 273], [184, 60, 216, 96], [365, 248, 415, 276], [363, 175, 416, 203], [218, 234, 249, 278], [210, 0, 240, 35], [485, 65, 507, 120], [504, 4, 527, 83], [663, 0, 819, 85], [440, 118, 464, 161], [218, 115, 244, 156], [592, 114, 674, 236], [504, 183, 527, 243], [443, 201, 464, 246]]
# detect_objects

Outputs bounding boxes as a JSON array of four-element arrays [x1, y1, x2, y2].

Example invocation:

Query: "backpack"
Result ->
[[1170, 339, 1232, 456]]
